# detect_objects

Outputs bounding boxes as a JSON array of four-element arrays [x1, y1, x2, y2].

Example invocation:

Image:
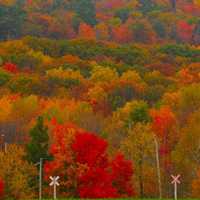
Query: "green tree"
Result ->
[[26, 116, 49, 164], [71, 0, 97, 26], [0, 0, 26, 40]]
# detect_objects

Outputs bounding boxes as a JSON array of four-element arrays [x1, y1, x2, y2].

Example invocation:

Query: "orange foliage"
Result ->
[[112, 25, 132, 43], [150, 106, 176, 138], [78, 23, 96, 40]]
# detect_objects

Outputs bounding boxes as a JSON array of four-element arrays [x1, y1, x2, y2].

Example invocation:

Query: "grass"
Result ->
[[29, 198, 200, 200]]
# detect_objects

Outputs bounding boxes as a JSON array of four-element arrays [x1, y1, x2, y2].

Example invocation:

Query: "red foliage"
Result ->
[[111, 154, 135, 196], [150, 107, 176, 171], [147, 63, 175, 76], [177, 20, 195, 43], [45, 122, 135, 198], [73, 132, 134, 198], [72, 133, 108, 168], [3, 62, 18, 74], [150, 106, 176, 138], [77, 167, 118, 198], [181, 3, 200, 15], [0, 179, 4, 199]]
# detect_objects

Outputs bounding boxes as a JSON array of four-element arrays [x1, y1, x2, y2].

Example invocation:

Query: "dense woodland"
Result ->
[[1, 0, 200, 199]]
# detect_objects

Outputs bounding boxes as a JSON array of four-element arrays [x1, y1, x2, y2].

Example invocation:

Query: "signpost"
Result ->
[[49, 176, 60, 200], [171, 174, 181, 200]]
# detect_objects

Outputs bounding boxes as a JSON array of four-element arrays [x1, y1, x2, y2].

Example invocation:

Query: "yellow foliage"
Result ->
[[120, 70, 146, 92], [0, 144, 37, 199], [0, 96, 12, 122], [87, 85, 107, 102], [46, 67, 84, 81], [0, 0, 16, 6], [90, 66, 119, 86]]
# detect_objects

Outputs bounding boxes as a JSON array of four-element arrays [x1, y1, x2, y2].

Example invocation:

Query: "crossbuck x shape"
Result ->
[[171, 174, 181, 184], [49, 176, 60, 186]]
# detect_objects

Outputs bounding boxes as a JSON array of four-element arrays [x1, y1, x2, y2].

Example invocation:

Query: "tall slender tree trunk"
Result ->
[[138, 158, 144, 198], [154, 137, 162, 199]]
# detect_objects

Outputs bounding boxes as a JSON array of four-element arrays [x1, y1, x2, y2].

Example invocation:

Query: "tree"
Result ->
[[121, 123, 155, 197], [72, 132, 134, 198], [71, 0, 97, 26], [192, 168, 200, 197], [112, 25, 132, 43], [78, 23, 96, 40], [0, 1, 26, 40], [0, 179, 3, 200], [0, 144, 37, 199], [2, 62, 18, 73], [150, 106, 177, 196], [177, 20, 195, 43], [44, 121, 135, 198], [95, 23, 110, 41], [115, 8, 131, 23], [26, 116, 49, 164]]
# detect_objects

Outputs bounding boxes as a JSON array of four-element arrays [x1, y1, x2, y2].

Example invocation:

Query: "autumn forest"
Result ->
[[1, 0, 200, 199]]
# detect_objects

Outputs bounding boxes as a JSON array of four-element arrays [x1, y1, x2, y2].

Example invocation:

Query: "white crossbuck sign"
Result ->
[[171, 174, 181, 200], [49, 176, 60, 200]]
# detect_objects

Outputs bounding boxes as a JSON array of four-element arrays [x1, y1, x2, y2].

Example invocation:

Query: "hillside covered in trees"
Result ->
[[1, 0, 200, 200], [1, 0, 200, 44]]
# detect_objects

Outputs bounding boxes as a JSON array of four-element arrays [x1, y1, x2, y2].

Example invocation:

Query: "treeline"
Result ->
[[1, 0, 200, 44]]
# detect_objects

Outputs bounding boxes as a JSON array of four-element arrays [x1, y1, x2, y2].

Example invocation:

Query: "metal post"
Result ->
[[174, 182, 177, 200], [54, 182, 56, 200], [171, 175, 181, 200], [49, 176, 60, 200]]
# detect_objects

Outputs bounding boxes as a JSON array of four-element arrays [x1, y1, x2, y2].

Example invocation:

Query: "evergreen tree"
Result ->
[[26, 116, 49, 164], [71, 0, 97, 26]]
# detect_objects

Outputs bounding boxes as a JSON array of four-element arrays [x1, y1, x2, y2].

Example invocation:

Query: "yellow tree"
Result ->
[[0, 144, 37, 199], [121, 123, 156, 198]]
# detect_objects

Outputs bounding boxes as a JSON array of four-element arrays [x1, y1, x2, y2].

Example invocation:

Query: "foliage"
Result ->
[[44, 122, 135, 198], [26, 116, 50, 164], [0, 179, 4, 200], [0, 144, 37, 199]]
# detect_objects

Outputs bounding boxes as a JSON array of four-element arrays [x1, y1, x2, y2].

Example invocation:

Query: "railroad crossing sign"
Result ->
[[171, 174, 181, 200], [49, 176, 60, 200]]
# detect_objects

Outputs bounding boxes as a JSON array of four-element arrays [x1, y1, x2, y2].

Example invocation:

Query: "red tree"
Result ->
[[0, 179, 4, 199], [78, 23, 96, 40], [111, 154, 134, 196], [177, 20, 195, 43], [44, 121, 135, 198], [150, 106, 177, 170], [72, 132, 117, 198], [3, 62, 18, 74]]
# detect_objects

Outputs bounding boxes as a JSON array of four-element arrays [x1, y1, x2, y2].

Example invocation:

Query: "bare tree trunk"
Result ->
[[154, 137, 162, 199], [138, 158, 144, 198]]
